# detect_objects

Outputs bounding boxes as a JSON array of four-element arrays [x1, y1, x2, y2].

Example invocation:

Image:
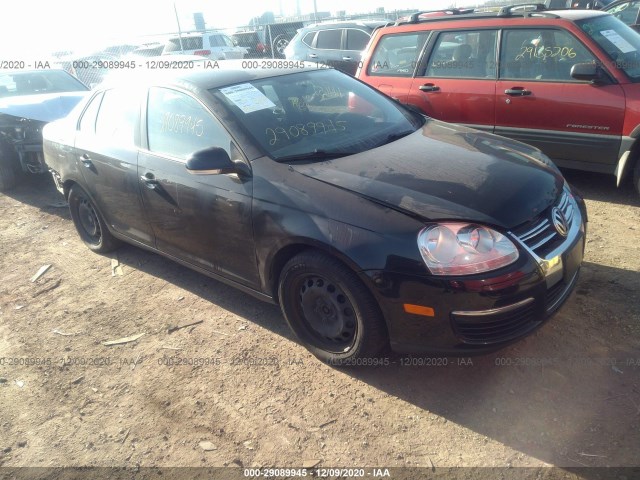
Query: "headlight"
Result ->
[[417, 223, 519, 275]]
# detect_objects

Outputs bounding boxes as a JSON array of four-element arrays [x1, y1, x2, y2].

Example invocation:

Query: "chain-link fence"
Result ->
[[33, 9, 421, 88]]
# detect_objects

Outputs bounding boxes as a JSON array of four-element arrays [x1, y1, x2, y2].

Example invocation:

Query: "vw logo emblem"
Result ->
[[551, 207, 568, 237]]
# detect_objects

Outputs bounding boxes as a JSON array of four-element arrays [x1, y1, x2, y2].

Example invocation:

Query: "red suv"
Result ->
[[356, 4, 640, 195]]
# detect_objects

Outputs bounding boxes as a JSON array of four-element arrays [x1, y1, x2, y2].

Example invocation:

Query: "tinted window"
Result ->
[[302, 32, 316, 47], [316, 29, 342, 49], [95, 88, 139, 146], [500, 29, 596, 81], [368, 32, 429, 77], [79, 92, 103, 134], [426, 30, 498, 78], [147, 87, 232, 160], [346, 29, 370, 51], [164, 37, 203, 52]]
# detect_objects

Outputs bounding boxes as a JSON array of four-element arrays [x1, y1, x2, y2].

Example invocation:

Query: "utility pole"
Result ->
[[174, 2, 185, 53]]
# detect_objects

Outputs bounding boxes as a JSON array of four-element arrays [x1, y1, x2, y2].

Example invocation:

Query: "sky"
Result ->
[[1, 0, 457, 57]]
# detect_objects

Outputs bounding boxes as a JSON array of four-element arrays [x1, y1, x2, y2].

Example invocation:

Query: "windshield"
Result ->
[[210, 69, 424, 161], [0, 70, 88, 97], [577, 14, 640, 80]]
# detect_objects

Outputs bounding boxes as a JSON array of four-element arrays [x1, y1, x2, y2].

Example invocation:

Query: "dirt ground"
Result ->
[[0, 169, 639, 476]]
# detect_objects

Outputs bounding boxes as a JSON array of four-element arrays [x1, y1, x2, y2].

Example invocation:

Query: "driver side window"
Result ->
[[499, 29, 596, 81], [147, 87, 232, 160]]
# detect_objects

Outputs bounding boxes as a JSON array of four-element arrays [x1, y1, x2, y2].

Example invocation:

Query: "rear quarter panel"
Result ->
[[43, 118, 81, 194]]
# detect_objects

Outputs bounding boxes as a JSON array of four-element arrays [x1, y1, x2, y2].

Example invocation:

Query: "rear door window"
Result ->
[[78, 93, 104, 134], [95, 88, 139, 146], [368, 32, 430, 77], [346, 29, 370, 51], [425, 30, 498, 78], [316, 29, 342, 50]]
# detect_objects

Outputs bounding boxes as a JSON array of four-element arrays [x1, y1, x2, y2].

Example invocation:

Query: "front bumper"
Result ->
[[365, 188, 586, 355]]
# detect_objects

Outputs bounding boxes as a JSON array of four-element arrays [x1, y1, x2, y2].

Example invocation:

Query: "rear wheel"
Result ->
[[278, 251, 388, 365], [634, 162, 640, 197], [272, 35, 289, 57], [68, 185, 121, 253]]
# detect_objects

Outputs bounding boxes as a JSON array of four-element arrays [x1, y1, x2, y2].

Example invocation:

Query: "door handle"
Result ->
[[80, 154, 92, 167], [419, 83, 440, 92], [308, 53, 318, 59], [505, 87, 532, 96], [140, 173, 159, 189], [342, 56, 352, 61]]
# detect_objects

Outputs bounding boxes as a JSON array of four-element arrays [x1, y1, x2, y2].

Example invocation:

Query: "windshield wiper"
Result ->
[[382, 130, 415, 145], [276, 149, 358, 163]]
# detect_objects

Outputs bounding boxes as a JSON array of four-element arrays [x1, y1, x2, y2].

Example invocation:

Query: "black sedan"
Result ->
[[43, 62, 586, 364]]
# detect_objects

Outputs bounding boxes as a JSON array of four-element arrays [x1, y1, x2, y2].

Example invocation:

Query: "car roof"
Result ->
[[167, 31, 227, 39], [387, 6, 608, 29], [304, 20, 388, 29], [99, 59, 313, 91]]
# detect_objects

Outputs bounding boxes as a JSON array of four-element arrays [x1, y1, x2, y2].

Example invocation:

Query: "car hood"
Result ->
[[291, 120, 563, 229], [0, 92, 87, 123]]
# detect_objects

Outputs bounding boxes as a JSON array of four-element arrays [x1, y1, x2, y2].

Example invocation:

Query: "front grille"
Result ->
[[513, 190, 575, 258], [451, 299, 538, 345], [545, 270, 579, 314]]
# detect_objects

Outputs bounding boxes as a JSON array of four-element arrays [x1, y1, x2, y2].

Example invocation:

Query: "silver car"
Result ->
[[162, 32, 247, 60]]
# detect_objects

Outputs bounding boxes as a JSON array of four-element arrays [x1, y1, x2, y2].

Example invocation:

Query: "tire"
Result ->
[[272, 35, 290, 57], [278, 251, 388, 365], [68, 184, 121, 253], [0, 142, 21, 192], [634, 162, 640, 197]]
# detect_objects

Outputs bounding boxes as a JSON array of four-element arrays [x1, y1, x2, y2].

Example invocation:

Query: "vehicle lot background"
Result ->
[[0, 171, 638, 471]]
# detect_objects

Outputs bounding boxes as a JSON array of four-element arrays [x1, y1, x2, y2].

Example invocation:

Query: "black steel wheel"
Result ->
[[278, 251, 388, 365], [68, 184, 120, 253]]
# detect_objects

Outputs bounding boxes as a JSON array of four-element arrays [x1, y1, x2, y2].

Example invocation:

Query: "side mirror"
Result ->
[[185, 147, 250, 177], [570, 62, 607, 84]]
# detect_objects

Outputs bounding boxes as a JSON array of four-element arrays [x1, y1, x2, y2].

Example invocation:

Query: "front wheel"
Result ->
[[68, 184, 121, 253], [278, 251, 388, 365], [635, 162, 640, 197]]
